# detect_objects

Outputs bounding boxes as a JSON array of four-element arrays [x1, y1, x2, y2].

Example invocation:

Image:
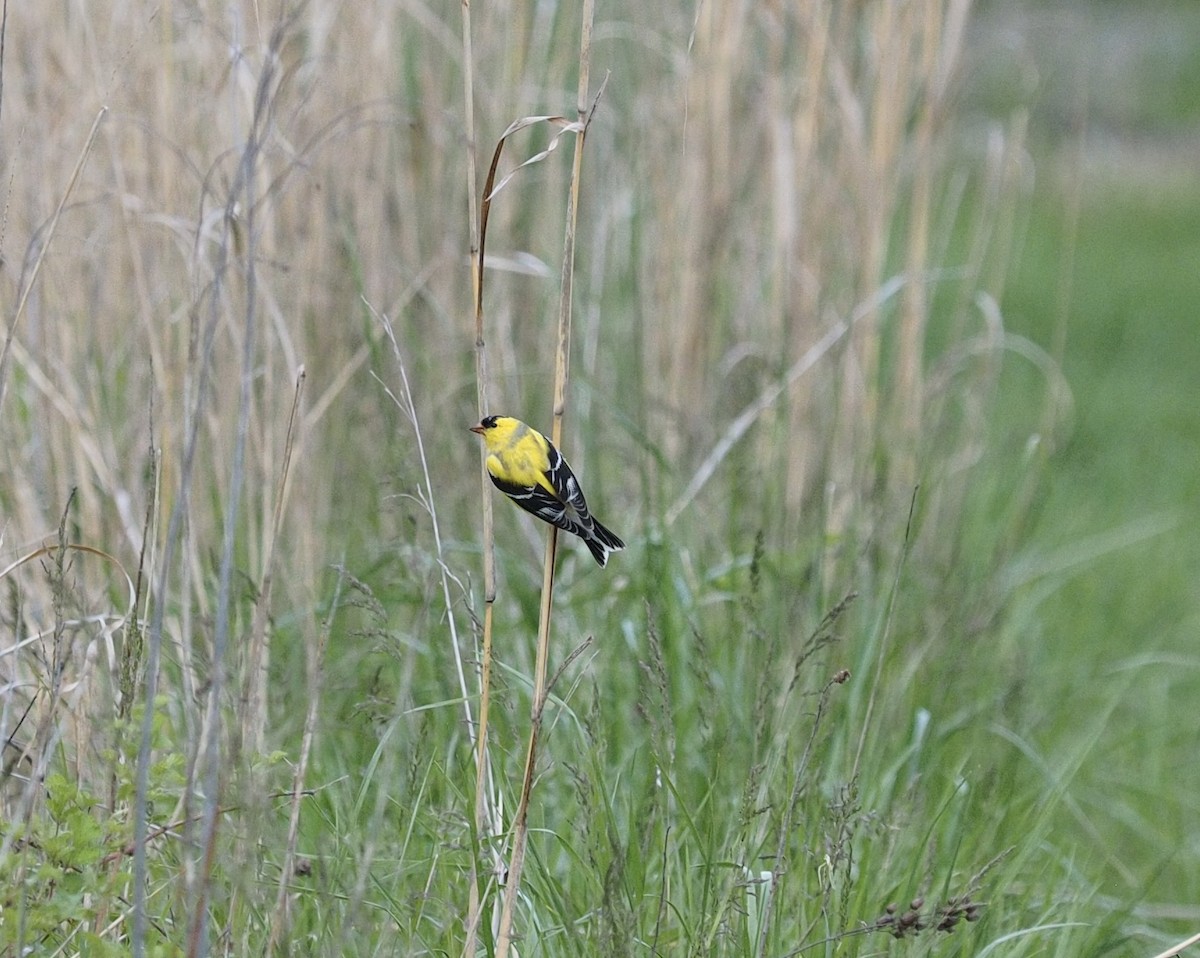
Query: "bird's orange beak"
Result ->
[[469, 424, 485, 435]]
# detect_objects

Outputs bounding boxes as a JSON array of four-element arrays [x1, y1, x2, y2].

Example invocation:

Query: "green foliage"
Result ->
[[1, 774, 124, 952], [0, 700, 194, 955]]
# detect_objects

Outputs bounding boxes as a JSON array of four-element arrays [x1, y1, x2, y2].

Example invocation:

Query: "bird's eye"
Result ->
[[482, 415, 498, 428]]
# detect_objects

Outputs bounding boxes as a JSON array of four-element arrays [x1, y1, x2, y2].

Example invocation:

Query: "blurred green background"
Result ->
[[978, 0, 1200, 927]]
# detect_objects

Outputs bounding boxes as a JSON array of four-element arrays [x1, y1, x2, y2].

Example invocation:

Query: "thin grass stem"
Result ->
[[265, 567, 345, 953], [496, 2, 595, 951], [242, 366, 306, 758], [0, 107, 106, 413]]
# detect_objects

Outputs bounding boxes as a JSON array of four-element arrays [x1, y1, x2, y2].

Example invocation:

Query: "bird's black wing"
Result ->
[[491, 439, 623, 566], [489, 471, 592, 540], [546, 442, 598, 521]]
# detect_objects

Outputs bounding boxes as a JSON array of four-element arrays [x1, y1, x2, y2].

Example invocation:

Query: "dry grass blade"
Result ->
[[0, 106, 106, 412], [1150, 930, 1200, 958], [484, 116, 584, 203], [373, 316, 478, 753], [464, 2, 495, 947], [476, 80, 609, 317], [0, 0, 7, 130], [0, 542, 137, 664], [242, 365, 306, 758]]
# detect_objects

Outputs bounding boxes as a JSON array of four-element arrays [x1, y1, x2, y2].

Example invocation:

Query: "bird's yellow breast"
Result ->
[[487, 448, 548, 489], [485, 421, 555, 492]]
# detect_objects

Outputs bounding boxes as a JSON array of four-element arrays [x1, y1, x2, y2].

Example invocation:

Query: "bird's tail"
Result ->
[[584, 518, 625, 567]]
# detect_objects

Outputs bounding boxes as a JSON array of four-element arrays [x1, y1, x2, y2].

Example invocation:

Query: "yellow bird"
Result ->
[[470, 415, 625, 567]]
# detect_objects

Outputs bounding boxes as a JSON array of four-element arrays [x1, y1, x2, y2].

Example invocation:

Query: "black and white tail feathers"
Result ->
[[489, 439, 624, 566], [581, 516, 625, 567]]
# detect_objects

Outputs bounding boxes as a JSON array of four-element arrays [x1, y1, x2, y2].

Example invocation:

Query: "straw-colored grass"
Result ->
[[0, 0, 1122, 955]]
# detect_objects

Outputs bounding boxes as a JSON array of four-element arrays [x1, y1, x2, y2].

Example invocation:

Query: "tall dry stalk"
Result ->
[[462, 1, 500, 948], [462, 103, 598, 952], [492, 5, 597, 953]]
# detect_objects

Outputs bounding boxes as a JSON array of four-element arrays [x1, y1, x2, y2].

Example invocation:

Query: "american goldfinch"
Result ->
[[470, 415, 625, 567]]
